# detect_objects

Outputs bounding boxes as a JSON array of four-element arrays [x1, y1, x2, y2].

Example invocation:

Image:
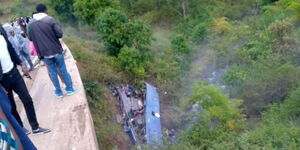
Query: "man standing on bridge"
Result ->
[[0, 25, 51, 135], [28, 3, 78, 98]]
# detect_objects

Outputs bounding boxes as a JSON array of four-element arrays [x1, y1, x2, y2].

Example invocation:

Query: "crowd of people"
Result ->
[[0, 3, 78, 149], [4, 17, 35, 72]]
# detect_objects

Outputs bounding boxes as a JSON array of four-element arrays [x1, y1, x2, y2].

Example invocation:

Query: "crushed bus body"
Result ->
[[109, 83, 162, 147]]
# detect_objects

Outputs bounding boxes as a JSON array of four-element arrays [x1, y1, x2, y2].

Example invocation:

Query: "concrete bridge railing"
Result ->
[[19, 41, 99, 150]]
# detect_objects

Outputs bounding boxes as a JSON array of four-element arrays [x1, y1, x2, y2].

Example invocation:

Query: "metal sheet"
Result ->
[[145, 83, 162, 145]]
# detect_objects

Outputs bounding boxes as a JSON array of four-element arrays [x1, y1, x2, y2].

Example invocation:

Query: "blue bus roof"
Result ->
[[145, 83, 162, 144]]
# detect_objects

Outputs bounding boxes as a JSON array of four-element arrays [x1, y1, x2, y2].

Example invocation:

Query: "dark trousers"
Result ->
[[0, 67, 39, 130]]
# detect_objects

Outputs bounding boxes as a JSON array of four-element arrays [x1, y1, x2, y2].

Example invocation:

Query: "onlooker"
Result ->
[[29, 41, 37, 56], [12, 19, 22, 35], [18, 17, 27, 37], [0, 87, 37, 150], [0, 24, 50, 134], [29, 3, 78, 98], [8, 29, 34, 71]]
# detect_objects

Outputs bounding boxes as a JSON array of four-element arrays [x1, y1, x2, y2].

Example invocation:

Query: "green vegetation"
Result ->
[[84, 0, 300, 148], [73, 0, 120, 25], [96, 8, 152, 56], [9, 0, 56, 19], [166, 0, 300, 149], [96, 8, 152, 81], [180, 83, 245, 149], [117, 46, 147, 81], [3, 0, 300, 149], [166, 84, 300, 149], [49, 0, 77, 25], [0, 7, 4, 16]]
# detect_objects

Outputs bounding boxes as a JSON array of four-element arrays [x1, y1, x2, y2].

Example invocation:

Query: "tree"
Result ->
[[117, 46, 146, 79], [96, 8, 129, 56], [268, 18, 296, 55], [125, 20, 152, 51], [171, 34, 190, 54], [73, 0, 120, 25], [50, 0, 77, 25], [96, 8, 152, 56], [181, 83, 245, 148]]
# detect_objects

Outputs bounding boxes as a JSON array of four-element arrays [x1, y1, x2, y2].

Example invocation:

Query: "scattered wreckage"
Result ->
[[108, 83, 162, 146]]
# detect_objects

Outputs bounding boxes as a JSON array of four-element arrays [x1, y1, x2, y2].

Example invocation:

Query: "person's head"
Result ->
[[36, 3, 47, 13], [9, 29, 15, 36]]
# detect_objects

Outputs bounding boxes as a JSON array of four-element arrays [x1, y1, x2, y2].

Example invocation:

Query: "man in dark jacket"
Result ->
[[0, 24, 50, 134], [29, 3, 78, 98]]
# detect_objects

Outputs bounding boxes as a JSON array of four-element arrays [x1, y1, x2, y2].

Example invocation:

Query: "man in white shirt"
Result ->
[[0, 35, 14, 74], [0, 25, 50, 135]]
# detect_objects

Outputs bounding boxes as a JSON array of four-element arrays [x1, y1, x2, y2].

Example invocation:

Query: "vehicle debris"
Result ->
[[108, 83, 162, 146]]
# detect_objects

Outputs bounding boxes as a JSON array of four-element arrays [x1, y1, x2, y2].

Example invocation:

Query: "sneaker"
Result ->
[[32, 127, 51, 135], [23, 127, 31, 135], [66, 89, 78, 96], [55, 93, 63, 98]]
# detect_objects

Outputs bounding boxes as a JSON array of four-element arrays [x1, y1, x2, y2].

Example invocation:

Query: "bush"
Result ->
[[171, 34, 191, 54], [211, 17, 232, 36], [73, 0, 120, 25], [177, 85, 300, 149], [241, 87, 300, 149], [181, 83, 245, 148], [223, 64, 247, 88], [235, 39, 272, 65], [117, 46, 146, 80], [96, 8, 152, 56], [125, 20, 152, 50], [224, 55, 300, 115], [96, 8, 129, 56], [246, 122, 300, 149], [50, 0, 78, 25], [268, 18, 296, 55], [192, 21, 210, 42]]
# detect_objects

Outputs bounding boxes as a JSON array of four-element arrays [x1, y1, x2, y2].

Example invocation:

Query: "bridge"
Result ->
[[17, 42, 99, 150]]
